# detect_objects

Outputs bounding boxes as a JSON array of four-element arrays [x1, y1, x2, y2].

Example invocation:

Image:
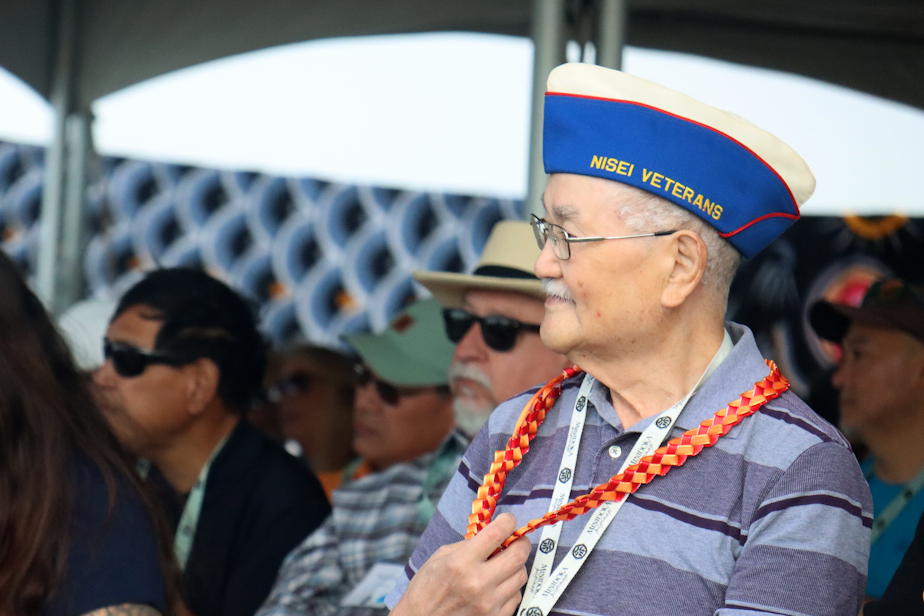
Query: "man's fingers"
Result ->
[[469, 513, 518, 560], [487, 534, 531, 583], [494, 547, 530, 594], [500, 591, 524, 616], [506, 535, 532, 560]]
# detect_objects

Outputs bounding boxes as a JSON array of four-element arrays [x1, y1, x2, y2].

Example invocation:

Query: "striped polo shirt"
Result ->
[[387, 323, 873, 616]]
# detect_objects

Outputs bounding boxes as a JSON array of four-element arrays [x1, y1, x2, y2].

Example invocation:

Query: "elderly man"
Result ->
[[415, 220, 573, 438], [258, 299, 459, 615], [810, 278, 924, 600], [94, 268, 330, 616], [387, 64, 872, 616]]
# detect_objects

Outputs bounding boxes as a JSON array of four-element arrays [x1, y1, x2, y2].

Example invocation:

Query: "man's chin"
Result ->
[[539, 325, 577, 357], [453, 397, 496, 439]]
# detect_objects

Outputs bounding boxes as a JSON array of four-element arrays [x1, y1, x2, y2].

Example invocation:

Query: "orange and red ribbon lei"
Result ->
[[466, 361, 789, 549]]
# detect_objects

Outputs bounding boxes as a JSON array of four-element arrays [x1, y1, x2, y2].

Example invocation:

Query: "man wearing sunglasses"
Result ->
[[93, 268, 330, 616], [414, 220, 572, 439], [258, 298, 462, 615], [388, 65, 871, 616], [811, 278, 924, 602]]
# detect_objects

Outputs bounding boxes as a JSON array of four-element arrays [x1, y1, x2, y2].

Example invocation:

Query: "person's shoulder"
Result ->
[[761, 390, 852, 449], [71, 457, 151, 531], [241, 422, 329, 494], [224, 422, 331, 539], [723, 388, 858, 481], [51, 459, 167, 616]]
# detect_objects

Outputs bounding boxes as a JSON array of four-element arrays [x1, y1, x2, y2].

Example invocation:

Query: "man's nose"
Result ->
[[92, 361, 116, 388], [534, 238, 561, 280], [354, 381, 384, 413], [453, 321, 489, 363]]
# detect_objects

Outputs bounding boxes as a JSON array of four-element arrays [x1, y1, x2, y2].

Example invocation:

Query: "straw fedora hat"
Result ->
[[413, 221, 543, 309]]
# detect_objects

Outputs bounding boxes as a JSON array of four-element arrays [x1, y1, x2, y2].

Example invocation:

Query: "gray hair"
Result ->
[[613, 184, 740, 310]]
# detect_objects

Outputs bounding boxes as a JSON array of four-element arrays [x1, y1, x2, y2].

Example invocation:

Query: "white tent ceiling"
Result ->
[[1, 0, 923, 111]]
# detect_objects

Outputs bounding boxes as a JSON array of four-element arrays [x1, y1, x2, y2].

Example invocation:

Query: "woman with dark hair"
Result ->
[[0, 251, 170, 616]]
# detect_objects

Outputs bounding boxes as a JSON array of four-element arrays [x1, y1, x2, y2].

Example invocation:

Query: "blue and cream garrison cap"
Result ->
[[543, 63, 815, 258]]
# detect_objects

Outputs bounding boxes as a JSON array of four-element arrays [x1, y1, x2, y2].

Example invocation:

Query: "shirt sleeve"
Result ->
[[256, 517, 344, 616], [720, 440, 873, 616]]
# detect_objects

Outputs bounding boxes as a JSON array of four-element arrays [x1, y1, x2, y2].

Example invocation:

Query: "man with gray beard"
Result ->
[[415, 221, 572, 439]]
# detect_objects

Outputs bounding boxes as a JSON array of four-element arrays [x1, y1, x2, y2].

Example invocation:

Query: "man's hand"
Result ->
[[391, 513, 531, 616]]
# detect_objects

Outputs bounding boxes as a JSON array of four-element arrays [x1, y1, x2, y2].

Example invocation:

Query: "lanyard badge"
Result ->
[[519, 375, 694, 614]]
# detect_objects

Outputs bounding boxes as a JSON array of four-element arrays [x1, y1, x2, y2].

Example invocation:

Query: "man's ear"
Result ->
[[661, 230, 707, 309], [185, 358, 221, 416]]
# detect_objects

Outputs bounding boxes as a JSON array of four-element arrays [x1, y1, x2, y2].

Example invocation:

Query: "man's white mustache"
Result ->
[[541, 278, 574, 302], [447, 361, 494, 392]]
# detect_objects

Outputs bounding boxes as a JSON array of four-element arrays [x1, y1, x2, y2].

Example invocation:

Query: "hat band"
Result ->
[[473, 265, 539, 280], [542, 93, 799, 258]]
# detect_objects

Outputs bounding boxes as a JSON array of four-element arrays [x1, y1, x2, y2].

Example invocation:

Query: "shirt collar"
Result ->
[[673, 322, 772, 436], [586, 322, 770, 439]]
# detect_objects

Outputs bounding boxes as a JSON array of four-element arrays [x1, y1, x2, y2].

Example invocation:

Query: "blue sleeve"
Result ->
[[46, 462, 167, 616]]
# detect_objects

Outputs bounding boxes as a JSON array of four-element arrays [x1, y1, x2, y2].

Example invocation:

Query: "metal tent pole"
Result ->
[[597, 0, 628, 70], [57, 112, 92, 309], [38, 0, 89, 315], [526, 0, 566, 219]]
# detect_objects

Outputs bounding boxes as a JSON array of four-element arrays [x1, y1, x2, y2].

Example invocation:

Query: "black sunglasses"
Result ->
[[267, 373, 312, 403], [103, 339, 189, 378], [442, 308, 541, 352], [353, 363, 442, 406]]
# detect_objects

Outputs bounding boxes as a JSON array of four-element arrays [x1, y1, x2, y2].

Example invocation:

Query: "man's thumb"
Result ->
[[471, 513, 518, 558]]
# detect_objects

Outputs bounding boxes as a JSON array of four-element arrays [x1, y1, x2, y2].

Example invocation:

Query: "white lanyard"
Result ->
[[519, 332, 733, 616], [174, 433, 230, 571]]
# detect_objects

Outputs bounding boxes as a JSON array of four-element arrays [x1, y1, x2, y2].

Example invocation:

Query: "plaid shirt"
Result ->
[[257, 431, 468, 616]]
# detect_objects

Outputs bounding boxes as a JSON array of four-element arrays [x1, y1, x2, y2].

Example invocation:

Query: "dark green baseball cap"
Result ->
[[341, 298, 454, 387]]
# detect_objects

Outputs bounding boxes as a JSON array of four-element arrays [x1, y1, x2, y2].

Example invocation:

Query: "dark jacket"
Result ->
[[153, 420, 331, 616]]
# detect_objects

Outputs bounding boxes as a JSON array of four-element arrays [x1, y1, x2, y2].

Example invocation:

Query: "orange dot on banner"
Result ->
[[268, 280, 288, 299], [334, 290, 356, 311]]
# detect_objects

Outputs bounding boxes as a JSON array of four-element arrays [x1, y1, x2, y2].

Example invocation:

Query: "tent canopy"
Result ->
[[2, 0, 924, 111], [6, 0, 924, 314]]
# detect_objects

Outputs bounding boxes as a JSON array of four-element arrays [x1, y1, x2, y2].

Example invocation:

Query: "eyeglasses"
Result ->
[[267, 373, 312, 403], [353, 363, 437, 406], [103, 339, 188, 378], [864, 278, 924, 308], [442, 308, 541, 352], [530, 213, 677, 261]]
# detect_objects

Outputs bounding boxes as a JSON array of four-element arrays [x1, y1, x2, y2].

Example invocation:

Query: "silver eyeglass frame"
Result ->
[[530, 214, 677, 260]]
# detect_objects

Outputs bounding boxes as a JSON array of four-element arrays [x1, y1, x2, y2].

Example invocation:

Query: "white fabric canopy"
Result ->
[[1, 0, 923, 110]]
